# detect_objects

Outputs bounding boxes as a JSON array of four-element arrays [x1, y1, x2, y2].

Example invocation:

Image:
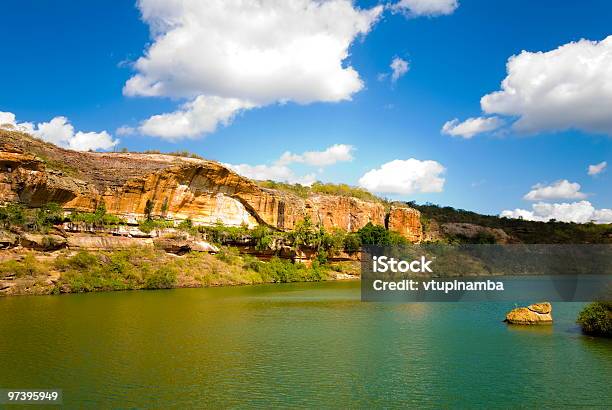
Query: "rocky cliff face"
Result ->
[[0, 131, 422, 240]]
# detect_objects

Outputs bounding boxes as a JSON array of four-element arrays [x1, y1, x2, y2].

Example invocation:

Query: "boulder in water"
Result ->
[[505, 302, 553, 325]]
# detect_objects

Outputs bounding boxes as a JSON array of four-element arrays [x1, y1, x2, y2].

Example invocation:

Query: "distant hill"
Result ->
[[410, 202, 612, 244]]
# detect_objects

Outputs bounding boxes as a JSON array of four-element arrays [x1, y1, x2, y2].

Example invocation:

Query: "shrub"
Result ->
[[577, 302, 612, 337], [69, 203, 125, 228], [177, 218, 193, 232], [357, 222, 408, 247], [254, 181, 383, 203], [34, 203, 64, 232], [66, 251, 99, 270], [252, 225, 275, 251], [144, 199, 154, 221], [138, 219, 174, 233], [144, 266, 178, 289], [0, 203, 26, 228], [343, 233, 361, 253], [290, 216, 321, 249], [0, 253, 45, 277]]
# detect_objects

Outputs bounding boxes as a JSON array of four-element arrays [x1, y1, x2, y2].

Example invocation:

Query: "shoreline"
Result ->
[[0, 247, 361, 297]]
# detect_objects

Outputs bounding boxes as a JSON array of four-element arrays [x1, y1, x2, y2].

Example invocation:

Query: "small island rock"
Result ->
[[505, 302, 553, 325]]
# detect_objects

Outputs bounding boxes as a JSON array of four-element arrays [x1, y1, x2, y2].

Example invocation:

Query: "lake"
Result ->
[[0, 281, 610, 408]]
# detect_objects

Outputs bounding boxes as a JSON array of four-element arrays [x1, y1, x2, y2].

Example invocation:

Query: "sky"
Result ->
[[1, 0, 611, 222]]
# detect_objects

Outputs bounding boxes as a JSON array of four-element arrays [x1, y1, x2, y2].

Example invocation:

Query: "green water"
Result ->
[[0, 282, 610, 408]]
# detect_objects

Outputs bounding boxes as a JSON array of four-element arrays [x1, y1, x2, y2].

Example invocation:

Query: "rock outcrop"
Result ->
[[505, 302, 553, 324], [0, 131, 422, 240], [388, 205, 423, 242]]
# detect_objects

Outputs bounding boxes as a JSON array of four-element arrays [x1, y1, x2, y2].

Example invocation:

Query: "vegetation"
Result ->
[[256, 180, 384, 203], [69, 203, 125, 228], [198, 217, 368, 258], [411, 202, 612, 244], [577, 302, 612, 337], [0, 246, 346, 295], [142, 149, 204, 160], [357, 222, 408, 246], [0, 253, 46, 278], [1, 203, 67, 233]]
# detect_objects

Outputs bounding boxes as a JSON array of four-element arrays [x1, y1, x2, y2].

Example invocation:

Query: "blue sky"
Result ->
[[1, 0, 610, 221]]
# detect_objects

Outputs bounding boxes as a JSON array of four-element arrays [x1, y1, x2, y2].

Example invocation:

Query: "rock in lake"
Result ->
[[505, 302, 553, 325]]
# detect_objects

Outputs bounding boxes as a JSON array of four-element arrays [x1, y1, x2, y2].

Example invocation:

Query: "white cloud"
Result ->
[[225, 143, 352, 185], [392, 0, 459, 17], [481, 35, 612, 135], [0, 111, 34, 133], [224, 163, 316, 186], [277, 144, 354, 167], [588, 161, 607, 176], [139, 96, 254, 140], [390, 57, 409, 82], [500, 201, 612, 224], [358, 158, 445, 194], [523, 180, 586, 201], [0, 111, 17, 127], [116, 125, 136, 136], [441, 116, 503, 139], [0, 111, 118, 151], [127, 0, 383, 140]]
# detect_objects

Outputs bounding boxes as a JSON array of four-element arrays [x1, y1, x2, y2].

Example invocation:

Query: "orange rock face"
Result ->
[[0, 131, 422, 240], [387, 205, 423, 242]]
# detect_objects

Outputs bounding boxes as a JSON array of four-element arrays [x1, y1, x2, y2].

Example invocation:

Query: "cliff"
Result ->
[[0, 130, 422, 240]]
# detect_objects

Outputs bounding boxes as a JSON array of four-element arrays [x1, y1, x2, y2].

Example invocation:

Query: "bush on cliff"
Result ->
[[0, 203, 62, 232], [0, 253, 46, 277], [34, 203, 64, 232], [357, 222, 408, 246], [0, 203, 26, 228], [577, 302, 612, 337], [69, 203, 125, 228], [343, 233, 361, 253], [255, 180, 383, 203], [144, 266, 177, 289]]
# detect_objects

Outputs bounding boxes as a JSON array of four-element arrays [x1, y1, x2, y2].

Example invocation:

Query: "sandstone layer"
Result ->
[[505, 302, 553, 325], [0, 131, 422, 240]]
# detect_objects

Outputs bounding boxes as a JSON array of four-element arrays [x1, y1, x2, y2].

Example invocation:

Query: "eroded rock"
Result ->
[[21, 233, 67, 251], [0, 230, 18, 249], [505, 302, 553, 325], [388, 205, 423, 242], [0, 131, 423, 241]]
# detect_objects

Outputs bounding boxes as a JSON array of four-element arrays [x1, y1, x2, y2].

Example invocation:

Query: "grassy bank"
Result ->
[[0, 247, 359, 296]]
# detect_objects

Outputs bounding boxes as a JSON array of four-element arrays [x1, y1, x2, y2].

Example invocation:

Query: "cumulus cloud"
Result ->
[[0, 111, 118, 151], [523, 180, 586, 201], [139, 96, 255, 140], [500, 201, 612, 224], [481, 35, 612, 135], [224, 163, 316, 186], [588, 161, 607, 176], [116, 125, 136, 136], [358, 158, 445, 194], [224, 143, 352, 185], [392, 0, 459, 17], [441, 116, 503, 139], [277, 144, 354, 167], [127, 0, 383, 140], [390, 57, 409, 82]]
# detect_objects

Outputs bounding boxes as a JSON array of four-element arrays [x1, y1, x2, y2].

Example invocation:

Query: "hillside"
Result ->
[[411, 202, 612, 244], [0, 129, 422, 239]]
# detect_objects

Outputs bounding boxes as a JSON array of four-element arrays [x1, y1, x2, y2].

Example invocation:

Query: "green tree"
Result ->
[[144, 199, 154, 221], [577, 302, 612, 337], [357, 222, 390, 245], [35, 202, 64, 232]]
